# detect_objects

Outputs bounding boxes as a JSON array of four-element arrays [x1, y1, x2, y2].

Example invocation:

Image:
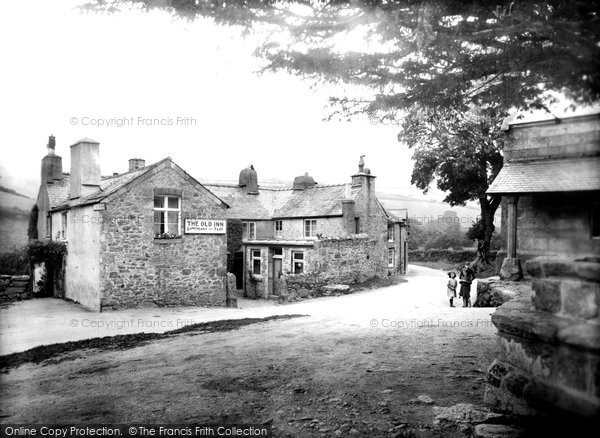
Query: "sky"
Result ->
[[0, 0, 427, 200]]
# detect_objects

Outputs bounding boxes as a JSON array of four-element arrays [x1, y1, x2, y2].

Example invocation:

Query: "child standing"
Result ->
[[459, 265, 475, 307], [447, 272, 457, 307]]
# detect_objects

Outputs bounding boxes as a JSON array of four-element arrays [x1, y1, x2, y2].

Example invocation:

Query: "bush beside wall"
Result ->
[[409, 248, 497, 265]]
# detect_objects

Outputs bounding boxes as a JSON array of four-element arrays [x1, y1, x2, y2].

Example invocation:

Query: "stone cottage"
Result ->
[[485, 110, 600, 419], [205, 157, 408, 299], [36, 136, 229, 311]]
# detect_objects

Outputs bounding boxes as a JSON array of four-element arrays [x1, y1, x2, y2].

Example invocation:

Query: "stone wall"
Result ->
[[496, 191, 600, 275], [474, 277, 522, 307], [503, 113, 600, 162], [516, 193, 598, 255], [277, 217, 346, 240], [312, 235, 387, 280], [0, 274, 30, 302], [284, 235, 387, 296], [485, 256, 600, 419], [100, 165, 228, 309]]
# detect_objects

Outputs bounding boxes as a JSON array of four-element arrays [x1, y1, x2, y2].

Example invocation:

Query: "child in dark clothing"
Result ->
[[459, 265, 475, 307]]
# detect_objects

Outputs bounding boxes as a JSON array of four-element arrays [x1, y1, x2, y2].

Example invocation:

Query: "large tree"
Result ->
[[85, 0, 600, 254], [85, 0, 600, 110], [402, 106, 504, 262]]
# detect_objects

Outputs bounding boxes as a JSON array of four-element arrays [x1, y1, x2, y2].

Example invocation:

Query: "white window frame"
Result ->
[[251, 249, 261, 275], [292, 251, 305, 274], [46, 215, 52, 239], [388, 248, 395, 268], [304, 219, 317, 238], [275, 220, 283, 238], [243, 221, 256, 240], [60, 212, 68, 240], [388, 224, 395, 242], [153, 195, 181, 237]]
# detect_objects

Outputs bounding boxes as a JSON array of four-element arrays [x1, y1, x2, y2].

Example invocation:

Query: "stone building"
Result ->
[[35, 136, 407, 309], [205, 157, 408, 299], [36, 136, 229, 311], [485, 110, 600, 419]]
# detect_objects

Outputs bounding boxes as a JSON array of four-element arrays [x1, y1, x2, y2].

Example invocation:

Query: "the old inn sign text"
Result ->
[[184, 219, 227, 234]]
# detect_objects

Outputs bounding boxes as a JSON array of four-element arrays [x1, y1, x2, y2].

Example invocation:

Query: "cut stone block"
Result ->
[[560, 280, 599, 320], [532, 278, 561, 313], [500, 258, 523, 281]]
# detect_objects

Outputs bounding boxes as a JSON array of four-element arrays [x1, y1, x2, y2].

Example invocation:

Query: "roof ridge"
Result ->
[[203, 183, 240, 188], [303, 183, 346, 189], [101, 168, 140, 180]]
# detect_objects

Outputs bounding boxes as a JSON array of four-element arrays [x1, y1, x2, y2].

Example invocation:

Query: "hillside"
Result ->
[[0, 190, 35, 254], [376, 192, 494, 230]]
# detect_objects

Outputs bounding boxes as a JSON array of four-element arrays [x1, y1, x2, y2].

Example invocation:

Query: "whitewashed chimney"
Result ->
[[70, 138, 101, 199]]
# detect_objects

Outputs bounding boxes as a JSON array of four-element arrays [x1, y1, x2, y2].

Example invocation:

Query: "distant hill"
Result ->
[[376, 191, 499, 231], [0, 185, 34, 199], [0, 189, 35, 254], [0, 189, 35, 214]]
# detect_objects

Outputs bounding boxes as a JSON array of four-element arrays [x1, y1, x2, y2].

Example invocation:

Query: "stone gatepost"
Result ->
[[485, 255, 600, 420], [499, 196, 523, 281]]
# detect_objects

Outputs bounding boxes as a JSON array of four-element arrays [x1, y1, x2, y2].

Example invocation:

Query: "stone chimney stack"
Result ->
[[47, 135, 56, 155], [238, 165, 259, 195], [41, 135, 63, 184], [70, 138, 101, 199], [128, 158, 145, 172], [342, 199, 356, 234], [351, 155, 376, 191], [292, 172, 318, 191], [351, 156, 376, 233]]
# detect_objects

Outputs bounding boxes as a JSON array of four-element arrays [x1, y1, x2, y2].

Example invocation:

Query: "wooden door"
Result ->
[[272, 258, 283, 296]]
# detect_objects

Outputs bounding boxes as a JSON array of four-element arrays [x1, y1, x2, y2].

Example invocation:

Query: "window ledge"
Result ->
[[153, 238, 183, 245]]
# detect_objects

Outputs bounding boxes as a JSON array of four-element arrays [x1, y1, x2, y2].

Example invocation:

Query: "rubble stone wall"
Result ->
[[100, 165, 228, 309], [0, 274, 30, 302], [285, 235, 387, 296]]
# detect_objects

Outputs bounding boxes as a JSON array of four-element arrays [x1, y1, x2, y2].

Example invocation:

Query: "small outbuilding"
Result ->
[[486, 109, 600, 420]]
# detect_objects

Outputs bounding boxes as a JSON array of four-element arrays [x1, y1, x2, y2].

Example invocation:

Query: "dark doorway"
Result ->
[[233, 251, 244, 289], [269, 247, 284, 296]]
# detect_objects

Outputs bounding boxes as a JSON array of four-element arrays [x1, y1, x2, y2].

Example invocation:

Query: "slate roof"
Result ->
[[49, 157, 226, 211], [46, 175, 71, 209], [50, 162, 160, 210], [204, 185, 283, 220], [44, 160, 381, 220], [380, 202, 407, 223], [205, 183, 362, 220], [487, 157, 600, 194], [75, 164, 156, 205], [274, 184, 361, 218]]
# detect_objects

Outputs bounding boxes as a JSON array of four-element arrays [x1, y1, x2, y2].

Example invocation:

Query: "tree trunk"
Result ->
[[475, 195, 501, 267]]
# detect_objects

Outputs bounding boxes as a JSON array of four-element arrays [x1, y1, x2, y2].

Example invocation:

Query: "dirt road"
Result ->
[[0, 265, 498, 437]]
